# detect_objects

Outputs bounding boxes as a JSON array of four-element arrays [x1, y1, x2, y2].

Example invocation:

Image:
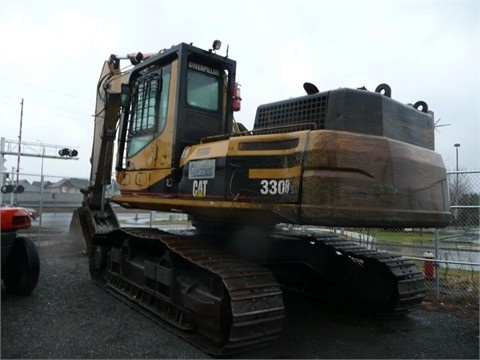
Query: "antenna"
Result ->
[[434, 118, 451, 132]]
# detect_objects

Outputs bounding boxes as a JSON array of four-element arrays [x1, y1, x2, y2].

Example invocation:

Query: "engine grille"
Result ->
[[254, 93, 328, 131]]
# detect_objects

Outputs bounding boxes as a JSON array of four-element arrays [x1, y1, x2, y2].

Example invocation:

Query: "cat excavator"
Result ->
[[71, 40, 450, 355]]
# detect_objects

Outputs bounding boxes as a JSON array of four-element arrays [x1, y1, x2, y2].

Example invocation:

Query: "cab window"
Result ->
[[127, 66, 171, 158], [186, 69, 220, 111]]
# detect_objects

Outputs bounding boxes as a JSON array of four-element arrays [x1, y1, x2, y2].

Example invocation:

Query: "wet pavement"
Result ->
[[2, 211, 478, 359]]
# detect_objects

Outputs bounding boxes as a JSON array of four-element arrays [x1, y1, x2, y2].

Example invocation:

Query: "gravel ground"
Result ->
[[1, 236, 479, 359]]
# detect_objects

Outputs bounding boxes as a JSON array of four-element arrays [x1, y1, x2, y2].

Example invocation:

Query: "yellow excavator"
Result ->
[[71, 40, 450, 355]]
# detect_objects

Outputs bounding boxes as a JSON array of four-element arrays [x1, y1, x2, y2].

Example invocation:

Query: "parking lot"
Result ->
[[1, 212, 479, 359]]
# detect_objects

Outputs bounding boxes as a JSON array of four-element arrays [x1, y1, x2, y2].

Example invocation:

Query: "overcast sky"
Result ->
[[0, 0, 478, 183]]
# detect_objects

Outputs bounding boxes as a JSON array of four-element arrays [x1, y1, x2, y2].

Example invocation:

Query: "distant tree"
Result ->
[[458, 193, 480, 227], [449, 172, 471, 204], [448, 172, 473, 226]]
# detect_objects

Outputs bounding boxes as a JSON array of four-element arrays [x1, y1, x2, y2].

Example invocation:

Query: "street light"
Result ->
[[454, 143, 460, 172], [453, 143, 461, 223]]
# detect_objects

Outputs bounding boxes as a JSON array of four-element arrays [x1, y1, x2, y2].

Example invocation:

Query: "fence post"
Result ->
[[434, 228, 440, 299], [150, 211, 155, 228]]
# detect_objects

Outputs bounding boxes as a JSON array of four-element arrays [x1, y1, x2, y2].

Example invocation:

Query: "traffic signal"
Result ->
[[1, 184, 24, 194], [1, 184, 13, 193], [13, 184, 24, 194], [3, 172, 10, 184], [58, 148, 78, 157]]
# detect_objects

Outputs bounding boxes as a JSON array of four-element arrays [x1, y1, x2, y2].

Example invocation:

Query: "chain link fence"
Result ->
[[338, 170, 480, 300], [272, 170, 479, 301], [0, 171, 83, 211]]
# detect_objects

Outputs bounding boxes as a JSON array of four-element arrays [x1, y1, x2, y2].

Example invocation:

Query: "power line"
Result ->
[[0, 94, 92, 119], [0, 75, 91, 102]]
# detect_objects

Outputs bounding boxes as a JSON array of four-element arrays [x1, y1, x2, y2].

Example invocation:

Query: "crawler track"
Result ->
[[91, 228, 285, 356], [316, 235, 425, 314], [89, 227, 424, 356], [266, 232, 425, 316]]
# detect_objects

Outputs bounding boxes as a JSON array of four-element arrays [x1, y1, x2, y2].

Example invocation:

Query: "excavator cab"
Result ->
[[114, 43, 237, 196]]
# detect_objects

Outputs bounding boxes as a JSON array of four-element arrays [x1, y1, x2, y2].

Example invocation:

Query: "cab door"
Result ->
[[117, 64, 176, 192]]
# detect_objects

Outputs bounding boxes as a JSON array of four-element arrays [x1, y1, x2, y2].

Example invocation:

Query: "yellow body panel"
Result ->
[[113, 129, 450, 228]]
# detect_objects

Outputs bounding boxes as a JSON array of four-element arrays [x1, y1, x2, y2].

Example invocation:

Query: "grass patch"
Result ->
[[351, 229, 479, 248], [436, 266, 480, 293], [355, 229, 452, 242]]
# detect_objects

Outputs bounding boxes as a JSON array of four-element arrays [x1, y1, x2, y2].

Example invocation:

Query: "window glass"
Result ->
[[186, 70, 220, 111], [127, 134, 154, 158], [131, 74, 159, 135], [158, 69, 171, 133], [127, 67, 170, 158]]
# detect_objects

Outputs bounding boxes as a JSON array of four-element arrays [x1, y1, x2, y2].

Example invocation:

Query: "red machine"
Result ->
[[1, 207, 40, 295]]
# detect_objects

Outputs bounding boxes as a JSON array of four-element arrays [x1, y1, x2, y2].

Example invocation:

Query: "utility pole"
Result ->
[[16, 99, 24, 185], [12, 98, 24, 206]]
